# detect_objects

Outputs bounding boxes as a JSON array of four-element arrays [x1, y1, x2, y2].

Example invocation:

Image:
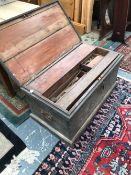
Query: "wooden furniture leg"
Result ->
[[0, 64, 15, 97], [127, 0, 131, 31], [111, 0, 129, 43], [99, 0, 112, 39]]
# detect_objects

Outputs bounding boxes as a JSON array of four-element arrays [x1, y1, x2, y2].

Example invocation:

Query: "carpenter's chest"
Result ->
[[0, 2, 123, 144]]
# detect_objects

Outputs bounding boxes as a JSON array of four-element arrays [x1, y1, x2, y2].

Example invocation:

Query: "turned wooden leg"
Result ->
[[0, 64, 15, 97], [111, 0, 129, 43]]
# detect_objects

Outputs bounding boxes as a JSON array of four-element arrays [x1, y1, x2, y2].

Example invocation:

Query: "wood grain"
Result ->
[[0, 5, 69, 62], [59, 0, 75, 20], [27, 43, 95, 94], [5, 25, 80, 85], [87, 55, 103, 68], [81, 0, 94, 33], [38, 0, 52, 5], [72, 21, 86, 34], [56, 51, 118, 110], [74, 0, 82, 22], [81, 0, 87, 24], [37, 0, 75, 20]]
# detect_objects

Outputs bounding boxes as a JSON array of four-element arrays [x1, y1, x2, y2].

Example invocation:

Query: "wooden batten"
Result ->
[[81, 0, 94, 33], [74, 0, 82, 23], [56, 51, 118, 110]]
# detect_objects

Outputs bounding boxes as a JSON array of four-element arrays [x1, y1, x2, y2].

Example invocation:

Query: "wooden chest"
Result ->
[[0, 2, 123, 144]]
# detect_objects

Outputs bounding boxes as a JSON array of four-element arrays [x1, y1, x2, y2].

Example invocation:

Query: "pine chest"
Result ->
[[0, 2, 123, 144]]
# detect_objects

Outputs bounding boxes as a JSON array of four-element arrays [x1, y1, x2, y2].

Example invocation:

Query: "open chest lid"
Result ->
[[0, 1, 81, 86]]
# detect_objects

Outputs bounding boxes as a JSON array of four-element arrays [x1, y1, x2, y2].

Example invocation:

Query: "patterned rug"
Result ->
[[0, 81, 30, 126], [115, 37, 131, 72], [79, 106, 131, 175], [0, 119, 26, 172], [34, 78, 131, 175], [81, 32, 100, 45]]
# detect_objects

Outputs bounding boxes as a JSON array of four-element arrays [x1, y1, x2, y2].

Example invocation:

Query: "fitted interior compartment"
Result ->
[[44, 65, 90, 101], [42, 48, 109, 111], [82, 47, 108, 68]]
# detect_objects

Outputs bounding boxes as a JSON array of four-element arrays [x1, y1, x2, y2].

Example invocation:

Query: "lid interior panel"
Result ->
[[0, 2, 81, 86], [5, 25, 80, 85], [0, 3, 70, 62]]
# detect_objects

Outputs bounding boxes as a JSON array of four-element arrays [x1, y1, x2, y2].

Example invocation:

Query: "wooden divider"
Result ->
[[27, 43, 95, 94], [56, 51, 118, 110]]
